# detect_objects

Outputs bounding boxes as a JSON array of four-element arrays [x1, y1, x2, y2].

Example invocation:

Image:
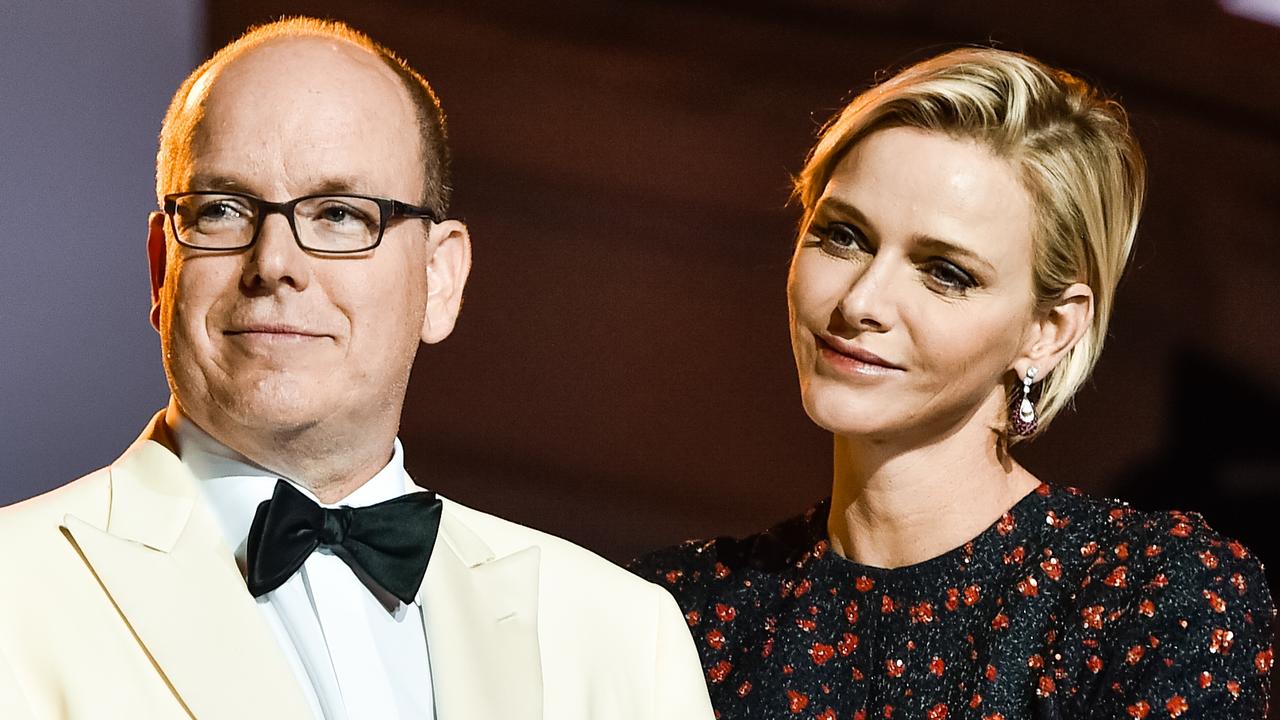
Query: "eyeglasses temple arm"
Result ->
[[390, 200, 441, 223]]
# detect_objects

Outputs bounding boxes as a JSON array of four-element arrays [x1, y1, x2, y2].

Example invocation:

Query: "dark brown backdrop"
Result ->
[[209, 0, 1280, 702]]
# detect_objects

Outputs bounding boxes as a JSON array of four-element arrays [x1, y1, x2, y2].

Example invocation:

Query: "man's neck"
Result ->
[[164, 399, 398, 504]]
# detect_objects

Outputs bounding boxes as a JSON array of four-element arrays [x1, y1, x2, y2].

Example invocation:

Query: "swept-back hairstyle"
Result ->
[[795, 47, 1146, 440], [156, 17, 451, 215]]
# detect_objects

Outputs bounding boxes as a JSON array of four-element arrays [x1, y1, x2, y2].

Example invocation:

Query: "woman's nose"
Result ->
[[835, 256, 898, 332]]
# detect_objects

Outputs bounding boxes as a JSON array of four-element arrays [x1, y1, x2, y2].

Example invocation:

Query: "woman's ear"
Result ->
[[1016, 282, 1094, 376], [420, 219, 473, 345]]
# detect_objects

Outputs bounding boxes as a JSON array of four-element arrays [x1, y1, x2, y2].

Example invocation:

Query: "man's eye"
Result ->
[[197, 201, 243, 221], [187, 199, 252, 229], [315, 202, 374, 227], [320, 206, 352, 223]]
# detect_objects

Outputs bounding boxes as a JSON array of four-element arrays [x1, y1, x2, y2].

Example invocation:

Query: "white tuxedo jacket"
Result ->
[[0, 416, 713, 719]]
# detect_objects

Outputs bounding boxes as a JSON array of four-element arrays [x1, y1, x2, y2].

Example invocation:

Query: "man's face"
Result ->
[[149, 38, 467, 460]]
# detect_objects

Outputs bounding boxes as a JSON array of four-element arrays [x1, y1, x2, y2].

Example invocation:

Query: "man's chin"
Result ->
[[196, 382, 336, 437]]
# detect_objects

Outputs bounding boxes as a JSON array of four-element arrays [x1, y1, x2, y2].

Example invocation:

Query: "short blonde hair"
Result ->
[[795, 47, 1146, 440], [156, 17, 450, 214]]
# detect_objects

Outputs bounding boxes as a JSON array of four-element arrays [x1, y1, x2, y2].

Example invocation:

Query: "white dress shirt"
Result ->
[[170, 412, 436, 720]]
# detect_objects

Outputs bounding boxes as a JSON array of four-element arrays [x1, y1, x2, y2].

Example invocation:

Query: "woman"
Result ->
[[631, 48, 1274, 719]]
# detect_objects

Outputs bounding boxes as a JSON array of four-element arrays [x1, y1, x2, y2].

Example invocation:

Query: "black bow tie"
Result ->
[[245, 479, 443, 605]]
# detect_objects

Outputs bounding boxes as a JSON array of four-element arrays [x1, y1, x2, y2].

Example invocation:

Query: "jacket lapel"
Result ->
[[419, 494, 543, 720], [60, 430, 312, 719]]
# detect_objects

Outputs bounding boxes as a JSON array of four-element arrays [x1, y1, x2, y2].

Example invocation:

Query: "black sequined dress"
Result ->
[[630, 484, 1275, 719]]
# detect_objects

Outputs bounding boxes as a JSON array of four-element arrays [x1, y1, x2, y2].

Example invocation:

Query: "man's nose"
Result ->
[[241, 213, 311, 293]]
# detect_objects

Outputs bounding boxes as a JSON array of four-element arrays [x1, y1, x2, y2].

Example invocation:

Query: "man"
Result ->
[[0, 18, 713, 720]]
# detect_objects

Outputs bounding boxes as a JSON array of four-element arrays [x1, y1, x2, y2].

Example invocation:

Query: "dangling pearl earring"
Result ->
[[1011, 366, 1039, 436]]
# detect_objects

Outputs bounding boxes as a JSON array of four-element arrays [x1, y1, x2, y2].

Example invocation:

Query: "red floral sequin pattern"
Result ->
[[630, 484, 1276, 719]]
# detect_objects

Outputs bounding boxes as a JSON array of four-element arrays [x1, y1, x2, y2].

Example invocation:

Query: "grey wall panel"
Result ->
[[1, 1, 204, 503]]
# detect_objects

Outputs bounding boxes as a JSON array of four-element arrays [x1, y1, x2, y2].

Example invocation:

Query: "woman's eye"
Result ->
[[925, 261, 978, 292], [816, 223, 870, 256]]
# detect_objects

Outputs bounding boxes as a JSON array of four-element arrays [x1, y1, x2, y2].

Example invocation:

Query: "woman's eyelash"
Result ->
[[813, 222, 868, 251], [810, 223, 981, 294], [926, 260, 978, 291]]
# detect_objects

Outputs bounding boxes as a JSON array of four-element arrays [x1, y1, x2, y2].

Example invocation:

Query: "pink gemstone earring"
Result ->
[[1011, 367, 1039, 436]]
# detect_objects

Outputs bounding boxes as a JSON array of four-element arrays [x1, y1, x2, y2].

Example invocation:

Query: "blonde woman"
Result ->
[[631, 48, 1275, 719]]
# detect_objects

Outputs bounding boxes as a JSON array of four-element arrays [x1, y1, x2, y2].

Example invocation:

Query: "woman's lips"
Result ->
[[816, 336, 905, 376]]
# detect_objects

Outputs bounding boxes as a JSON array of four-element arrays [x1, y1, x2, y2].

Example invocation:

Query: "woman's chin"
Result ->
[[801, 394, 901, 439]]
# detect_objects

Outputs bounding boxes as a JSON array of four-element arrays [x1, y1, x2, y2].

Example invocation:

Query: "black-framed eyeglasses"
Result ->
[[162, 191, 442, 254]]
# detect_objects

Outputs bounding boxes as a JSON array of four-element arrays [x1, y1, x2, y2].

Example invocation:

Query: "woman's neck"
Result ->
[[826, 422, 1040, 569]]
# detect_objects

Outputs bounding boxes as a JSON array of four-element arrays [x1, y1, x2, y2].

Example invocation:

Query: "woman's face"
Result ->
[[788, 127, 1040, 443]]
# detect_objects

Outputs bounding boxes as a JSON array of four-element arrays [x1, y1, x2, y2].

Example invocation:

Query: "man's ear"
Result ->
[[421, 219, 473, 344], [147, 212, 167, 333], [1016, 282, 1094, 376]]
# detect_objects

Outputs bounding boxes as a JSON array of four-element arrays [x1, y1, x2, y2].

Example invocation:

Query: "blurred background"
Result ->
[[3, 0, 1278, 706]]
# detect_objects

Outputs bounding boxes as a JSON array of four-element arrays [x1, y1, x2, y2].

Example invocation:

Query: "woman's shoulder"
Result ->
[[1048, 486, 1268, 582], [1040, 487, 1276, 716], [1034, 484, 1270, 608], [628, 500, 830, 608]]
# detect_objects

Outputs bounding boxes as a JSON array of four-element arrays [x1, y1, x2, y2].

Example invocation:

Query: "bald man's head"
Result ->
[[156, 17, 450, 215]]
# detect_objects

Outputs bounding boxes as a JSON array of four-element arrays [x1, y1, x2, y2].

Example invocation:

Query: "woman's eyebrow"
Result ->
[[816, 196, 999, 275], [912, 234, 997, 275], [813, 197, 875, 231]]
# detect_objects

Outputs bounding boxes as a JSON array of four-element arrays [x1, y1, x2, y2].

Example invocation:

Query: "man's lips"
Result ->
[[816, 336, 905, 371], [224, 324, 331, 340]]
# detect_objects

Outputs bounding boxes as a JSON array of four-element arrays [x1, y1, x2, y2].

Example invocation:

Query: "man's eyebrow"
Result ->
[[185, 175, 371, 197], [307, 177, 367, 195], [188, 174, 256, 193]]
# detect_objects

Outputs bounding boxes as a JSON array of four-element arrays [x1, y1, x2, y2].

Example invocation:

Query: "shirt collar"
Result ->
[[166, 404, 410, 560]]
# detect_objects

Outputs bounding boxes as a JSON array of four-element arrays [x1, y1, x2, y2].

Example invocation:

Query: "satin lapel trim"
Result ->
[[422, 507, 543, 720], [59, 435, 312, 719], [104, 438, 193, 551]]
